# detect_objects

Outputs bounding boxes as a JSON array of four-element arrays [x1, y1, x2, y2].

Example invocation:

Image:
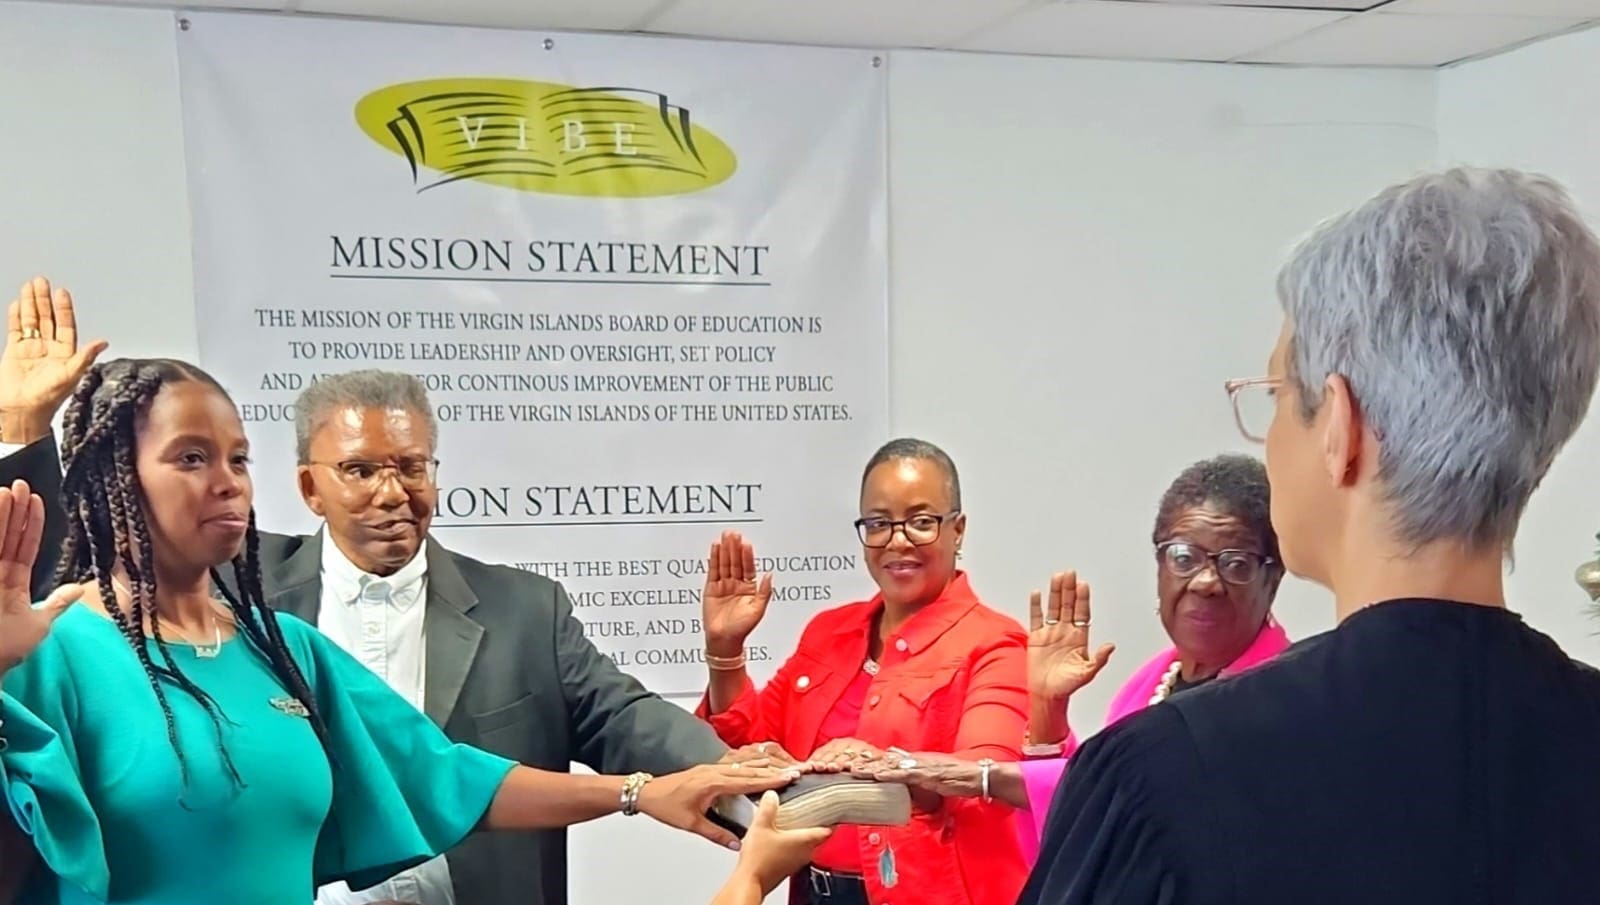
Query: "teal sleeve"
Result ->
[[276, 613, 517, 892], [0, 628, 109, 904]]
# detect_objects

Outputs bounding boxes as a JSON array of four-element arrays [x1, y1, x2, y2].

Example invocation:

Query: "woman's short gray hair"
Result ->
[[293, 370, 437, 463], [1279, 167, 1600, 550]]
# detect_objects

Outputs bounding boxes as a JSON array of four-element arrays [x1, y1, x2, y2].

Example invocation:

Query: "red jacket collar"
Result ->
[[830, 571, 982, 655]]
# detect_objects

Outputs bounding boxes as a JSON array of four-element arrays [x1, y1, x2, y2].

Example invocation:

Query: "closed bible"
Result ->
[[710, 774, 912, 836]]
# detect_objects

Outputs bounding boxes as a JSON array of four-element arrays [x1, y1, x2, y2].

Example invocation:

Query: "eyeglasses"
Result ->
[[854, 512, 961, 548], [1156, 541, 1275, 586], [311, 458, 439, 492], [1224, 376, 1283, 444]]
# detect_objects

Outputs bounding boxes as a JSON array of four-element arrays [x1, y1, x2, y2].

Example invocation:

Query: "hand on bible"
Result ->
[[1, 277, 107, 444], [637, 762, 797, 851], [856, 752, 1028, 811], [851, 750, 976, 809], [1029, 571, 1114, 702], [807, 737, 884, 772], [720, 741, 804, 771], [701, 530, 772, 654], [0, 480, 82, 675]]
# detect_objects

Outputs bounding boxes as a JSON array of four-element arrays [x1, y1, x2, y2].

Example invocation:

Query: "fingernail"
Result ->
[[728, 840, 741, 851]]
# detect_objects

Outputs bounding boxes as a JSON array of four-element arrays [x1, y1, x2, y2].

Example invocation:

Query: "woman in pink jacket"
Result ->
[[855, 454, 1291, 863]]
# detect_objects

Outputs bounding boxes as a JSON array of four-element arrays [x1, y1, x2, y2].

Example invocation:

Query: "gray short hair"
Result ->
[[293, 370, 437, 463], [1279, 167, 1600, 549]]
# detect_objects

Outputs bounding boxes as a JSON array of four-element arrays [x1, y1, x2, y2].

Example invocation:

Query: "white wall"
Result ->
[[1437, 25, 1600, 670], [0, 1, 196, 360], [0, 1, 1523, 901], [890, 50, 1439, 723]]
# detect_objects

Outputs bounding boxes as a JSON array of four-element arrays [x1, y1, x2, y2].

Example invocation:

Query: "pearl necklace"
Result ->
[[1147, 660, 1184, 706]]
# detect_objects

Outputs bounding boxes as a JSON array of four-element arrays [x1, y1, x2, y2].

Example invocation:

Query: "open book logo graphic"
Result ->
[[354, 78, 737, 198]]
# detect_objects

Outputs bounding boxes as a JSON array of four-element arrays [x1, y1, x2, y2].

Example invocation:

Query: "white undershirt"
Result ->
[[313, 536, 454, 905]]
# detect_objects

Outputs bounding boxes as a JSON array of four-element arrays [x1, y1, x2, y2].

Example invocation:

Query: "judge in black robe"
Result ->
[[1022, 167, 1600, 905]]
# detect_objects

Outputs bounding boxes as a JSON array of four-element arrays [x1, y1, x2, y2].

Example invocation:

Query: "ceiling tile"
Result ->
[[1383, 0, 1600, 15], [295, 0, 666, 31], [1126, 0, 1381, 9], [956, 1, 1345, 61], [1241, 11, 1588, 65], [643, 0, 1037, 49]]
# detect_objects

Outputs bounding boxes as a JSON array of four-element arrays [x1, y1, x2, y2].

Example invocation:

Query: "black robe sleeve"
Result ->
[[1019, 704, 1230, 905]]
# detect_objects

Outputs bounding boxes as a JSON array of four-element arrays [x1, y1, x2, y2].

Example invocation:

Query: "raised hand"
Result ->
[[636, 762, 797, 850], [0, 277, 108, 444], [0, 480, 83, 674], [701, 530, 773, 656], [1028, 571, 1114, 702]]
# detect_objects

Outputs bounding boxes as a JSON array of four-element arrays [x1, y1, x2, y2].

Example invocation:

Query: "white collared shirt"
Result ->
[[314, 536, 455, 905]]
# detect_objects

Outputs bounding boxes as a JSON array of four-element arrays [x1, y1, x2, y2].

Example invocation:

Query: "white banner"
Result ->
[[175, 12, 888, 695]]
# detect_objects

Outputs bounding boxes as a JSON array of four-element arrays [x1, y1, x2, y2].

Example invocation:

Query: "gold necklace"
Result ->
[[110, 577, 224, 659]]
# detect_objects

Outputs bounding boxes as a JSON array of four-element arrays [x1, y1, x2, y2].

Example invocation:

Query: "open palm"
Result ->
[[1, 278, 108, 438], [1028, 571, 1114, 701], [701, 530, 773, 651], [0, 481, 81, 674]]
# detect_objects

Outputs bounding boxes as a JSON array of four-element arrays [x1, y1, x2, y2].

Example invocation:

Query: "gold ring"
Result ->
[[21, 328, 40, 339]]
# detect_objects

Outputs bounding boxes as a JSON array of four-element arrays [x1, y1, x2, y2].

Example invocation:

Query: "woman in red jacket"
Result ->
[[696, 438, 1030, 905]]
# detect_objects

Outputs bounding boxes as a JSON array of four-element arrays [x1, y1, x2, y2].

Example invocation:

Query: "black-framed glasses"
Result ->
[[1156, 541, 1275, 586], [311, 457, 439, 492], [854, 511, 961, 548]]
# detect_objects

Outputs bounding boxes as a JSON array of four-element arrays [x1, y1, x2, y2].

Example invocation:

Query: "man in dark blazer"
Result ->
[[260, 525, 729, 905], [0, 283, 730, 905]]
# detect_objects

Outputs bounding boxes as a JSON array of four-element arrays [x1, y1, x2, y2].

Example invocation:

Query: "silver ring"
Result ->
[[757, 742, 769, 755], [730, 761, 742, 769], [1043, 617, 1060, 625], [898, 757, 918, 769], [1071, 619, 1091, 627]]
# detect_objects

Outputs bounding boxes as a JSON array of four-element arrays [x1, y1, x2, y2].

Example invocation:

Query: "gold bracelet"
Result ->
[[620, 771, 653, 816], [705, 650, 747, 671]]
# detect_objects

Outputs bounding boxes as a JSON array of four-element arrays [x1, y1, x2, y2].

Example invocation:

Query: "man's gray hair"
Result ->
[[1279, 167, 1600, 550], [293, 370, 437, 463]]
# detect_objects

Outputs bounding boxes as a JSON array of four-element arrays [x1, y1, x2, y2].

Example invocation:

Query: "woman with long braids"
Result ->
[[0, 358, 791, 904]]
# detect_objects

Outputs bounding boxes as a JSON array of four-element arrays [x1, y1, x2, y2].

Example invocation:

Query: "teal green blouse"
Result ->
[[1, 606, 516, 904]]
